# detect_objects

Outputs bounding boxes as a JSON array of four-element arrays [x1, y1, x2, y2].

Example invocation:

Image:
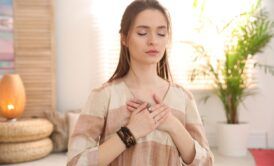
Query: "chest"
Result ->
[[130, 88, 168, 104]]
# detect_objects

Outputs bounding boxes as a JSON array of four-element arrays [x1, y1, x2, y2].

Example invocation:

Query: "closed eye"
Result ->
[[158, 33, 166, 37], [137, 32, 147, 36]]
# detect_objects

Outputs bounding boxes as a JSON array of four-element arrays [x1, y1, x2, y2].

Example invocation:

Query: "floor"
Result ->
[[2, 148, 255, 166], [213, 148, 255, 166]]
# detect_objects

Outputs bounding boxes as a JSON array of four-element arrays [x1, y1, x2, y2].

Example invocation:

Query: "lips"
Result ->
[[145, 49, 159, 56]]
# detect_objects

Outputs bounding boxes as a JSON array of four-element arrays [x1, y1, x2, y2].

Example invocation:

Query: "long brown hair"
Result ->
[[108, 0, 172, 83]]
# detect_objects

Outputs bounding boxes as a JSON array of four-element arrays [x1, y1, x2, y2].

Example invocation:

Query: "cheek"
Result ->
[[159, 40, 168, 52], [128, 37, 144, 52], [160, 38, 168, 46]]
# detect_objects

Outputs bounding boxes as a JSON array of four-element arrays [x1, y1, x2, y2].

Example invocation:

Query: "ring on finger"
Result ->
[[146, 103, 153, 113]]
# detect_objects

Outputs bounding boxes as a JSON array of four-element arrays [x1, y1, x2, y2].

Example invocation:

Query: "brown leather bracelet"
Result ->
[[116, 126, 136, 148]]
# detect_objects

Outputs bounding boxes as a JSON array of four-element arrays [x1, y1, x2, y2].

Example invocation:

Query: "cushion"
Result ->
[[44, 111, 68, 152], [67, 111, 80, 138], [0, 118, 53, 143], [0, 138, 53, 164]]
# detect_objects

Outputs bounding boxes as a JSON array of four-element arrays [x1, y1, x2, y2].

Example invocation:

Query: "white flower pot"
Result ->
[[217, 122, 249, 156]]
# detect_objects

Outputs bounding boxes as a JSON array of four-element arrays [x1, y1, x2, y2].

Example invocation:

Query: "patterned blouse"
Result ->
[[67, 80, 214, 166]]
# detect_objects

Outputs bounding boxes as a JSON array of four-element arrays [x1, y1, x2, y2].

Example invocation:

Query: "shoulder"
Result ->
[[88, 82, 112, 102], [82, 82, 117, 116], [91, 79, 124, 96], [170, 82, 194, 100]]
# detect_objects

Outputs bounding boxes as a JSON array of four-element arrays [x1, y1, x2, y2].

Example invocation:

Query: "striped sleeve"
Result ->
[[67, 86, 109, 166], [181, 87, 214, 166]]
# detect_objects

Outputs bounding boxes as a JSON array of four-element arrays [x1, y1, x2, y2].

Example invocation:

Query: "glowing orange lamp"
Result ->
[[0, 74, 26, 120]]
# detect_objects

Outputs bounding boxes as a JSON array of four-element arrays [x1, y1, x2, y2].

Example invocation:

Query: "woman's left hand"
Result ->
[[126, 95, 180, 133]]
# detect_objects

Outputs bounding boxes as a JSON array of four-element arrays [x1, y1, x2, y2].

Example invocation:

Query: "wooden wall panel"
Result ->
[[13, 0, 56, 117]]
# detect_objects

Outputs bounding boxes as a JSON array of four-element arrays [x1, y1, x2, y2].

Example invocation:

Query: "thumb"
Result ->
[[153, 94, 162, 104]]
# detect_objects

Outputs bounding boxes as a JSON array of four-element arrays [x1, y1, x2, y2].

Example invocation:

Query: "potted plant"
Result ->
[[189, 1, 274, 156]]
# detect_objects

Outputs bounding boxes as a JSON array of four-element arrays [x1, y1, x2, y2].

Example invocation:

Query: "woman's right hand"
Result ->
[[126, 101, 169, 139]]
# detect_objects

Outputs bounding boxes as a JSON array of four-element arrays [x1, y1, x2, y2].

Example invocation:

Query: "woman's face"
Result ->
[[124, 9, 169, 65]]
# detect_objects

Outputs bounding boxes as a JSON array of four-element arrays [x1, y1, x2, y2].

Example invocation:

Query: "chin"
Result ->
[[134, 54, 163, 65], [145, 58, 161, 65]]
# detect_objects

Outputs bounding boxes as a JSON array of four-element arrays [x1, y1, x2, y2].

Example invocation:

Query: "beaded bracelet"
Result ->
[[117, 126, 136, 148]]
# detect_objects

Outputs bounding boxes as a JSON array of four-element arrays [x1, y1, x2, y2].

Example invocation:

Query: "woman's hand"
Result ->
[[127, 95, 179, 133], [126, 100, 170, 139]]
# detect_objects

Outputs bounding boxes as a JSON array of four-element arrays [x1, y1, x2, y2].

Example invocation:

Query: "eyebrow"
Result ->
[[136, 25, 167, 30]]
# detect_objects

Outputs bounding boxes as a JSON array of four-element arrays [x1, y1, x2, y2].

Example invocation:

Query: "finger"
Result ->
[[131, 98, 144, 104], [150, 104, 167, 117], [149, 103, 164, 112], [127, 101, 141, 109], [155, 110, 170, 126], [133, 102, 147, 115], [154, 108, 169, 122], [153, 94, 162, 104], [156, 111, 170, 125], [127, 98, 144, 106], [127, 105, 135, 112], [127, 98, 144, 107]]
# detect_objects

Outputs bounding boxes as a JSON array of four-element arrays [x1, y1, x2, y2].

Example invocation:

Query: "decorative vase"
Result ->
[[217, 122, 249, 156], [0, 74, 26, 120]]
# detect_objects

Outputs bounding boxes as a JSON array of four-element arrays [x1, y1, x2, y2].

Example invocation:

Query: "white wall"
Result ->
[[55, 0, 274, 148], [55, 0, 105, 112]]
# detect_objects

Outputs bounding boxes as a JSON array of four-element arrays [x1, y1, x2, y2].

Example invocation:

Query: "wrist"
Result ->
[[126, 125, 140, 139], [116, 126, 137, 148], [167, 119, 182, 136]]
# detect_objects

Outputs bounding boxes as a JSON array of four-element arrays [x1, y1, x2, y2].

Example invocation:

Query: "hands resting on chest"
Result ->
[[126, 94, 181, 139]]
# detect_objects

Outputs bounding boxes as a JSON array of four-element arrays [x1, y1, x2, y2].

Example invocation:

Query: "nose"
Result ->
[[147, 34, 158, 46]]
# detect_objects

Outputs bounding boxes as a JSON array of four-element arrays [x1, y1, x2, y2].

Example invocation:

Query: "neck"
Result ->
[[124, 63, 161, 89]]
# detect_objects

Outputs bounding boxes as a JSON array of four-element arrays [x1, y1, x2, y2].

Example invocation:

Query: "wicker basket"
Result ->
[[0, 138, 53, 164], [0, 118, 53, 143]]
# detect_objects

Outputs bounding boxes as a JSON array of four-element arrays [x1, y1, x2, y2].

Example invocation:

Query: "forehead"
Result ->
[[132, 9, 167, 29]]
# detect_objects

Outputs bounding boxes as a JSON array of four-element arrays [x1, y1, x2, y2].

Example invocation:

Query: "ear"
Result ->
[[121, 34, 128, 47]]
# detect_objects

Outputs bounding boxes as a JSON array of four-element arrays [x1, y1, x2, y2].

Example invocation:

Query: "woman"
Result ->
[[68, 0, 214, 165]]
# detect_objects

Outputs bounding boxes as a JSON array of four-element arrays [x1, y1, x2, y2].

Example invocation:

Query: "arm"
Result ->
[[174, 88, 214, 166], [168, 116, 214, 166], [67, 87, 127, 166], [68, 87, 120, 166], [99, 101, 167, 165], [168, 119, 196, 164], [98, 133, 127, 166], [68, 88, 162, 166], [144, 98, 196, 164], [152, 91, 214, 166]]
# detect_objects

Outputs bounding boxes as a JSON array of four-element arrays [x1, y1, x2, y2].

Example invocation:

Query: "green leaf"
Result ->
[[189, 2, 274, 124]]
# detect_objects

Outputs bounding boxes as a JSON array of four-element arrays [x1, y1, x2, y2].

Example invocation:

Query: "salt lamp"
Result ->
[[0, 74, 26, 120]]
